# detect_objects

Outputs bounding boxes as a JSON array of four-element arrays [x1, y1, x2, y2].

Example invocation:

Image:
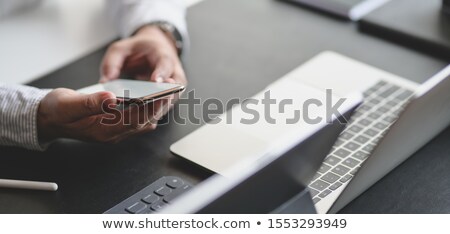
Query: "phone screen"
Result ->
[[77, 80, 184, 101]]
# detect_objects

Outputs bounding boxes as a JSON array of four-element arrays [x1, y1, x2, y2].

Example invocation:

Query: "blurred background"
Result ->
[[0, 0, 200, 85]]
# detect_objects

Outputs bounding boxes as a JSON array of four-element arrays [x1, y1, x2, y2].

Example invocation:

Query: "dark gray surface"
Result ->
[[359, 0, 450, 60], [1, 0, 449, 213]]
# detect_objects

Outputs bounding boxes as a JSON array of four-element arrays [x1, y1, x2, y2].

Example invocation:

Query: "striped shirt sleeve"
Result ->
[[0, 84, 51, 151]]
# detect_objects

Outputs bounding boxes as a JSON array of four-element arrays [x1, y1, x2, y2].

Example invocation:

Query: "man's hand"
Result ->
[[99, 25, 186, 133], [100, 25, 186, 85], [37, 88, 167, 144]]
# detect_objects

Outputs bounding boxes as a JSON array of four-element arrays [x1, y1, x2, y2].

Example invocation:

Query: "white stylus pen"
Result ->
[[0, 179, 58, 191]]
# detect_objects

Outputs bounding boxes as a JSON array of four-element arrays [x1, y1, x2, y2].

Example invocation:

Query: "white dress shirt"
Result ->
[[0, 0, 187, 150]]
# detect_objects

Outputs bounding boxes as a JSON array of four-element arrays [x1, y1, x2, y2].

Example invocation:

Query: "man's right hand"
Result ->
[[37, 88, 167, 144]]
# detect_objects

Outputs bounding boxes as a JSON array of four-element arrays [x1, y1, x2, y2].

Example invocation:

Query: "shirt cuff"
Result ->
[[108, 0, 189, 54], [0, 85, 52, 151]]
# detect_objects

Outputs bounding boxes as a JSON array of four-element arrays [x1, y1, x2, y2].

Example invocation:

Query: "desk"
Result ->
[[1, 0, 449, 213]]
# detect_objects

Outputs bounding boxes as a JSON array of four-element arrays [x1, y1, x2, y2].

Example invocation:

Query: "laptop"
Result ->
[[104, 92, 361, 214], [171, 51, 450, 213]]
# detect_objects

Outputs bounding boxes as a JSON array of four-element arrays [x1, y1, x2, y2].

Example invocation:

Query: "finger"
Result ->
[[91, 99, 167, 142], [147, 99, 169, 124], [116, 99, 165, 132], [164, 78, 176, 84], [107, 122, 158, 143], [65, 91, 117, 120], [170, 65, 187, 85], [150, 57, 174, 83], [100, 41, 131, 83]]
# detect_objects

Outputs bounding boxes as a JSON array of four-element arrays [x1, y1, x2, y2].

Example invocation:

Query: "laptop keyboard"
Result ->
[[309, 81, 414, 204], [104, 176, 191, 214]]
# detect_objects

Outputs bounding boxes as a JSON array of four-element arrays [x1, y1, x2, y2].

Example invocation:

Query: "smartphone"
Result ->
[[77, 79, 185, 104]]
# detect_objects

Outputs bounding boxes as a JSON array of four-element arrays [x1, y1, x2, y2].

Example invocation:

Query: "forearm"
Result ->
[[0, 84, 51, 151]]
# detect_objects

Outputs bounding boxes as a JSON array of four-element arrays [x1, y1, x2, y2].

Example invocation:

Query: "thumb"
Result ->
[[66, 91, 117, 120]]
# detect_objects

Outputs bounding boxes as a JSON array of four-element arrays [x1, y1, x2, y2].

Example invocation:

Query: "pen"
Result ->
[[0, 179, 58, 191]]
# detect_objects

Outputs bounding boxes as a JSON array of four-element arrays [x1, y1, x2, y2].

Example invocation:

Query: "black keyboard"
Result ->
[[104, 176, 192, 214]]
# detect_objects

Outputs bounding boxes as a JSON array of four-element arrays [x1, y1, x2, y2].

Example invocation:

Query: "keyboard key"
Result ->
[[309, 189, 320, 198], [379, 85, 400, 98], [126, 202, 148, 214], [364, 129, 379, 137], [374, 80, 388, 90], [324, 156, 341, 166], [340, 132, 354, 140], [368, 98, 381, 105], [333, 148, 351, 158], [383, 115, 397, 123], [154, 186, 172, 196], [318, 189, 332, 198], [321, 172, 340, 184], [313, 197, 321, 204], [318, 164, 331, 173], [310, 180, 330, 191], [180, 184, 192, 191], [363, 91, 373, 98], [142, 194, 159, 204], [344, 142, 361, 151], [376, 106, 390, 113], [363, 87, 377, 97], [358, 105, 372, 111], [329, 182, 343, 191], [332, 165, 351, 176], [348, 125, 363, 133], [374, 80, 388, 88], [354, 135, 370, 144], [358, 119, 372, 126], [367, 112, 381, 120], [386, 99, 400, 107], [139, 209, 154, 214], [386, 100, 400, 107], [150, 201, 167, 212], [342, 158, 359, 168], [395, 90, 413, 100], [374, 122, 388, 130], [166, 178, 184, 189], [340, 174, 353, 183], [334, 139, 345, 147], [164, 184, 192, 203], [352, 112, 363, 118], [163, 191, 183, 203], [350, 167, 360, 175], [362, 144, 376, 153], [312, 173, 321, 181], [352, 151, 369, 160], [393, 109, 403, 115]]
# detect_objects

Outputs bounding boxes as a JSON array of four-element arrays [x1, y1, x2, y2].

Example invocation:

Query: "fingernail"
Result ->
[[155, 76, 164, 83]]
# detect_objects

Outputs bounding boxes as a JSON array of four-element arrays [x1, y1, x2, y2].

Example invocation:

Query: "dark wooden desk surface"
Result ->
[[1, 0, 449, 213]]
